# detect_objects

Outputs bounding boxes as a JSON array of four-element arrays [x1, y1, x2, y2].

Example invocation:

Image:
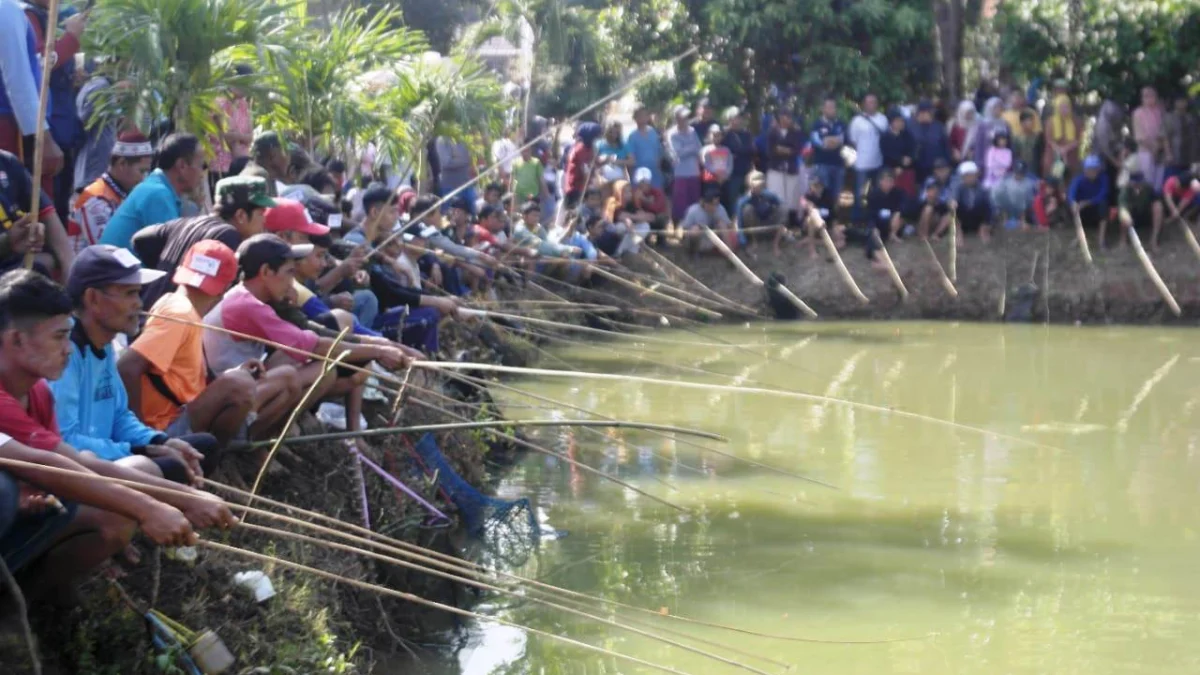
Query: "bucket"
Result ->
[[189, 630, 235, 674]]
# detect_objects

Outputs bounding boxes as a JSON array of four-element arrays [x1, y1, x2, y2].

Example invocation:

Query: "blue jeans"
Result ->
[[352, 289, 379, 330], [813, 164, 845, 209], [851, 168, 878, 224]]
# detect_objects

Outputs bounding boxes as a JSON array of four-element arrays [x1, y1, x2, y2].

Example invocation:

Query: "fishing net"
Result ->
[[410, 433, 540, 565]]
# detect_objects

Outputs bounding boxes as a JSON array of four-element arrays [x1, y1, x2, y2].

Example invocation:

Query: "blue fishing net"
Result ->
[[411, 433, 540, 553]]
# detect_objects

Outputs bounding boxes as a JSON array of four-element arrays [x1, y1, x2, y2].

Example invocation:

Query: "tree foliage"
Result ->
[[997, 0, 1200, 107]]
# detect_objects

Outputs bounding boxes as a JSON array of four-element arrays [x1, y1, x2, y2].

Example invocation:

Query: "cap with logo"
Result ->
[[173, 240, 238, 296], [264, 198, 331, 236], [236, 233, 313, 276], [67, 245, 167, 300], [215, 176, 277, 211]]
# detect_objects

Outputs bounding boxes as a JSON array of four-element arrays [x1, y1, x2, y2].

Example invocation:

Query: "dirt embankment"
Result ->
[[653, 228, 1200, 324]]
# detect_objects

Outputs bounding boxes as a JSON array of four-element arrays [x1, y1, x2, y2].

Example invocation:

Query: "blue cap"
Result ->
[[1083, 155, 1103, 171]]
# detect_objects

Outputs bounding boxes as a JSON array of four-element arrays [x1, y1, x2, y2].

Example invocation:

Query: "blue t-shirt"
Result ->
[[625, 127, 663, 188], [810, 117, 845, 167], [101, 170, 181, 249]]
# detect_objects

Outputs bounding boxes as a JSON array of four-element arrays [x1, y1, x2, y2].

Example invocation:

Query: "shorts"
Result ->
[[0, 471, 78, 573], [766, 170, 805, 212]]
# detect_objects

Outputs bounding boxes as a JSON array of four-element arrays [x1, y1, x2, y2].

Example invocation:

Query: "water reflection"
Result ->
[[453, 323, 1200, 675]]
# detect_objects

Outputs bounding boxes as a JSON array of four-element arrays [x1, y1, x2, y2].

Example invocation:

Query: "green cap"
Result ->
[[214, 176, 276, 211]]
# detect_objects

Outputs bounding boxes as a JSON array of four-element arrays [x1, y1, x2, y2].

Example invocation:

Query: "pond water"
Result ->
[[447, 322, 1200, 675]]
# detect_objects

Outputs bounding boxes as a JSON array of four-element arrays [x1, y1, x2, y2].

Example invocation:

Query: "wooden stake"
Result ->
[[1127, 226, 1181, 316], [813, 214, 869, 304], [24, 0, 61, 270], [923, 239, 958, 298]]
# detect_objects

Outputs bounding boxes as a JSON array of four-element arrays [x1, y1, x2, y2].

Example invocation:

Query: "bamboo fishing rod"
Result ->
[[698, 222, 819, 318], [138, 309, 829, 484], [948, 207, 958, 282], [1166, 211, 1200, 263], [607, 262, 763, 317], [252, 418, 727, 448], [458, 306, 736, 347], [367, 46, 699, 263], [1127, 226, 1182, 316], [638, 245, 759, 315], [587, 265, 724, 318], [923, 239, 958, 298], [810, 213, 869, 304], [247, 330, 352, 507], [418, 361, 1073, 455], [198, 539, 702, 675], [237, 522, 779, 675], [22, 0, 61, 271]]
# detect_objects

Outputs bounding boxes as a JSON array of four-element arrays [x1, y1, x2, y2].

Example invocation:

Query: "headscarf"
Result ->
[[605, 180, 630, 221], [983, 97, 1004, 122], [1049, 95, 1077, 143], [955, 100, 979, 154]]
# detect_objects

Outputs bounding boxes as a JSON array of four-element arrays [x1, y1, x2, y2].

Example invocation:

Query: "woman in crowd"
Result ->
[[949, 100, 978, 165], [596, 120, 635, 191], [1133, 85, 1168, 190], [880, 108, 916, 197], [973, 97, 1009, 171], [667, 105, 703, 225], [1044, 94, 1082, 180]]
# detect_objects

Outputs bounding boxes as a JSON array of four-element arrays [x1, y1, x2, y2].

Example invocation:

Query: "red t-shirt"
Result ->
[[565, 142, 593, 196], [1164, 176, 1197, 206], [0, 380, 63, 451]]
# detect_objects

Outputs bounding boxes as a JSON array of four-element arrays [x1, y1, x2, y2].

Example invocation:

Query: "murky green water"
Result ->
[[453, 322, 1200, 675]]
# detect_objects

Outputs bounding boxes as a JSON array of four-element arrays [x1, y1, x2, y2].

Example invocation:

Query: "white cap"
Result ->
[[634, 167, 652, 184], [958, 161, 979, 175]]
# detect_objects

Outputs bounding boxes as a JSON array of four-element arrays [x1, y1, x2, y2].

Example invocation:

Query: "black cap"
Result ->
[[236, 233, 313, 276], [67, 245, 167, 301], [310, 232, 335, 248], [251, 131, 283, 155]]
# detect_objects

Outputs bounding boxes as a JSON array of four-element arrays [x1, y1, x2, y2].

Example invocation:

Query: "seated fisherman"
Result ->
[[735, 170, 785, 254], [0, 150, 72, 278], [50, 246, 213, 485], [119, 240, 281, 443], [442, 196, 494, 295], [204, 235, 411, 437], [862, 168, 907, 268], [677, 188, 734, 256], [512, 201, 592, 282], [1067, 155, 1110, 238], [799, 173, 841, 258], [1110, 171, 1164, 250], [132, 176, 275, 308], [0, 270, 235, 602], [938, 161, 993, 244]]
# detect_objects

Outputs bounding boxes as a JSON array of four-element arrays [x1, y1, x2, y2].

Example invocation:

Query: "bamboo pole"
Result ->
[[234, 523, 778, 675], [198, 540, 702, 675], [1127, 225, 1181, 316], [457, 307, 733, 347], [697, 223, 818, 318], [948, 207, 958, 282], [871, 230, 908, 299], [1071, 204, 1094, 266], [812, 214, 869, 304], [923, 239, 958, 298], [1170, 214, 1200, 263], [638, 245, 752, 312], [587, 266, 723, 318], [23, 0, 61, 271], [252, 418, 727, 448]]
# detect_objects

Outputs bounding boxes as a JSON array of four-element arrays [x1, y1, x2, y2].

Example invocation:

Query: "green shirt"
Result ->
[[511, 157, 543, 202]]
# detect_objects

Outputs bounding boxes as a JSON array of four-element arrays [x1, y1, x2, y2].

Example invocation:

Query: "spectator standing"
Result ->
[[211, 67, 254, 184], [1011, 110, 1045, 180], [71, 131, 154, 250], [510, 144, 547, 205], [667, 105, 703, 224], [564, 122, 601, 209], [973, 97, 1009, 170], [949, 101, 979, 164], [880, 109, 916, 197], [911, 101, 951, 185], [1002, 90, 1041, 136], [720, 108, 756, 217], [1092, 100, 1126, 206], [74, 72, 125, 191], [701, 126, 731, 195], [1132, 86, 1167, 191], [690, 98, 720, 142], [847, 93, 887, 225], [1044, 95, 1082, 180], [102, 133, 207, 249], [0, 0, 54, 170], [765, 110, 807, 227], [241, 132, 291, 198], [626, 107, 664, 190], [810, 97, 846, 206], [1162, 95, 1198, 184], [490, 128, 519, 184]]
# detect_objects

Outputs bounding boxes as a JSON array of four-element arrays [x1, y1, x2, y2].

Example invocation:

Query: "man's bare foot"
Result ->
[[870, 258, 890, 271]]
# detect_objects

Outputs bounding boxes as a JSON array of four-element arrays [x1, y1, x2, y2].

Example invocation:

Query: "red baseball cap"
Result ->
[[173, 239, 238, 297], [264, 198, 331, 236]]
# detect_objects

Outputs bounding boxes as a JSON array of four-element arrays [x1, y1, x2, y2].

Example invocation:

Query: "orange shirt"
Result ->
[[129, 292, 207, 429]]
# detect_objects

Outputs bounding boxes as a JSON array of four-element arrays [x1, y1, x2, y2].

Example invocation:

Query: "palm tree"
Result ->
[[85, 0, 292, 138]]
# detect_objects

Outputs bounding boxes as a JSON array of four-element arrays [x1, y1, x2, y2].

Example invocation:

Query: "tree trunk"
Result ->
[[933, 0, 965, 102]]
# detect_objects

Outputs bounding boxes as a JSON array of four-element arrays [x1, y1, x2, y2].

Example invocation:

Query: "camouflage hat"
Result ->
[[214, 176, 277, 211]]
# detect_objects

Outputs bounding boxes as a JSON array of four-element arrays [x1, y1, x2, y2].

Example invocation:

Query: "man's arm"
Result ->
[[0, 6, 44, 135], [117, 349, 150, 418]]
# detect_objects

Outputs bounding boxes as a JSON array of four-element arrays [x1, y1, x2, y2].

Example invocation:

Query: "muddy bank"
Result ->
[[656, 229, 1200, 325]]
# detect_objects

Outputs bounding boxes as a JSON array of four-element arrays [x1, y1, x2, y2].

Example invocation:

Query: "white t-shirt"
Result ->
[[492, 139, 519, 174], [848, 112, 888, 171]]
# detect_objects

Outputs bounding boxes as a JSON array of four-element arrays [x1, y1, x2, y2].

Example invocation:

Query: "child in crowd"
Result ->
[[702, 126, 732, 194], [1033, 176, 1068, 229], [984, 129, 1013, 190]]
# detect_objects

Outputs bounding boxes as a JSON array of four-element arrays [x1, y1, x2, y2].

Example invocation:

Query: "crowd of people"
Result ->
[[1, 0, 1200, 631], [538, 83, 1200, 267]]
